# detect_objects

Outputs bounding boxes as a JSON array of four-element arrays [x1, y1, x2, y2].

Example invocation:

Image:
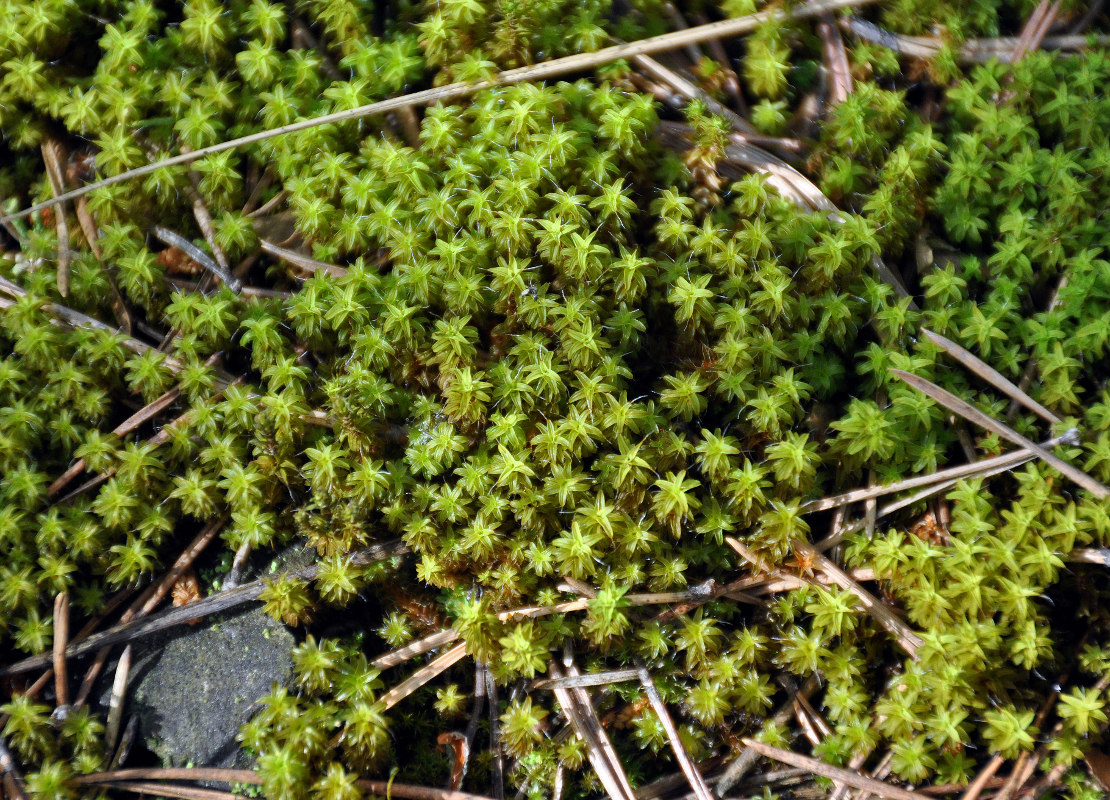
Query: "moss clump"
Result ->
[[1, 1, 1109, 799]]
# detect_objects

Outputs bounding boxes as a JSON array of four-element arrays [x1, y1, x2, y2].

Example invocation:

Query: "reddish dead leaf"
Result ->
[[436, 731, 468, 791], [172, 570, 203, 625], [157, 247, 203, 277], [909, 511, 951, 546], [1086, 750, 1110, 791], [601, 694, 650, 729]]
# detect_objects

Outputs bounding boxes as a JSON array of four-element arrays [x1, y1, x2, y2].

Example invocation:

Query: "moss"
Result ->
[[1, 1, 1109, 799]]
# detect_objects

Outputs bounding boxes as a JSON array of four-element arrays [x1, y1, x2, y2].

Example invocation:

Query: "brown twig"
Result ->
[[818, 15, 854, 105], [379, 644, 469, 711], [52, 591, 70, 709], [960, 755, 1005, 800], [48, 384, 183, 497], [40, 140, 73, 297], [1011, 2, 1062, 63], [3, 0, 880, 225]]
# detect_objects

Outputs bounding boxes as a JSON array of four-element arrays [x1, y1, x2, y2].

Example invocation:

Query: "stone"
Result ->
[[107, 605, 294, 768]]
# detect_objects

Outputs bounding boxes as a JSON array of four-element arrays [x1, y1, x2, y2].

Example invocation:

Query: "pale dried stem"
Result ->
[[798, 542, 923, 658], [550, 660, 636, 800], [922, 329, 1060, 425], [258, 238, 348, 278], [153, 226, 241, 294], [829, 750, 873, 800], [104, 645, 132, 755], [485, 668, 504, 800], [840, 17, 1109, 63], [0, 735, 28, 800], [1012, 2, 1062, 62], [77, 768, 499, 800], [636, 662, 714, 800], [853, 751, 893, 800], [533, 669, 641, 691], [689, 11, 746, 112], [960, 756, 1005, 800], [1007, 273, 1068, 419], [661, 3, 705, 64], [3, 0, 879, 224], [892, 370, 1109, 499], [0, 275, 185, 372], [463, 661, 487, 785], [0, 540, 411, 678], [743, 740, 931, 800], [379, 643, 469, 711], [222, 540, 253, 590]]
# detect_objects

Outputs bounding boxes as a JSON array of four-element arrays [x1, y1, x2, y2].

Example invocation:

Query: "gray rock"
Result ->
[[108, 605, 294, 768]]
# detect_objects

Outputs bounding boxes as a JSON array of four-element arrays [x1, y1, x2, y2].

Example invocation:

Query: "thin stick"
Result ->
[[73, 517, 227, 706], [960, 756, 1004, 800], [5, 537, 409, 679], [0, 275, 185, 372], [690, 10, 746, 112], [91, 781, 239, 800], [463, 662, 487, 785], [258, 238, 348, 278], [533, 669, 642, 691], [736, 539, 923, 657], [921, 329, 1060, 425], [48, 385, 182, 497], [223, 540, 253, 590], [818, 15, 854, 104], [52, 591, 70, 708], [636, 662, 714, 800], [77, 768, 499, 800], [40, 140, 72, 297], [891, 370, 1110, 499], [741, 739, 931, 800], [1, 0, 878, 225], [661, 2, 705, 64], [379, 643, 469, 711], [550, 661, 636, 800], [803, 431, 1076, 514], [153, 226, 242, 294]]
